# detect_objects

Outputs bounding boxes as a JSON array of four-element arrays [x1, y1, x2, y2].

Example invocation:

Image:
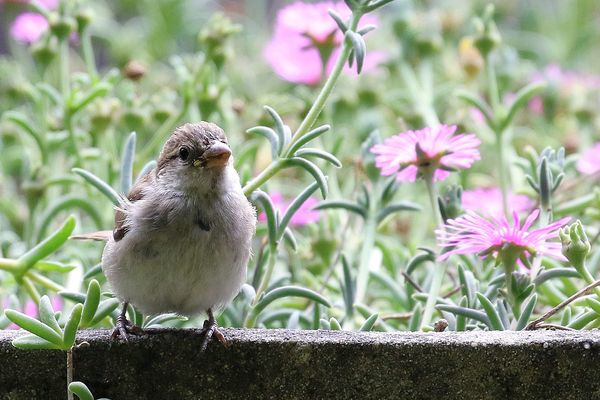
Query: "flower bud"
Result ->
[[439, 185, 463, 222], [49, 14, 76, 40], [123, 60, 146, 81], [122, 108, 146, 131], [31, 38, 57, 66], [198, 13, 241, 70], [510, 272, 534, 303], [75, 8, 94, 33], [415, 33, 442, 58], [459, 37, 483, 79], [473, 5, 501, 57], [560, 221, 591, 269], [90, 98, 121, 132]]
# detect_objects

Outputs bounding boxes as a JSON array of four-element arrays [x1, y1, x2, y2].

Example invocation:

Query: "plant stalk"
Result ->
[[67, 349, 73, 400], [421, 171, 445, 329], [81, 30, 98, 82], [284, 12, 362, 156]]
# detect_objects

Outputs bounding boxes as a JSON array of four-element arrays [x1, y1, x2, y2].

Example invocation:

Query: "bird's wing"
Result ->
[[70, 231, 113, 241], [111, 171, 154, 242], [70, 171, 155, 243]]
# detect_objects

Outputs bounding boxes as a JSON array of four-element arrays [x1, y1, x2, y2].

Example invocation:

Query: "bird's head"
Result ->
[[156, 122, 236, 194]]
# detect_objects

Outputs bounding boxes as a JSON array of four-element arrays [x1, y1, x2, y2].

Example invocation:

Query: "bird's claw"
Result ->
[[111, 315, 143, 342], [199, 318, 227, 352]]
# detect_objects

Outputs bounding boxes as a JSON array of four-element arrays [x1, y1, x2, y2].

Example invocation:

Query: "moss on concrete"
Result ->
[[1, 329, 600, 399]]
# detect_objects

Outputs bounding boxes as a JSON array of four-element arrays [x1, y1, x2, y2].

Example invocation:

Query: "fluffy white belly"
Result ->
[[102, 217, 247, 316]]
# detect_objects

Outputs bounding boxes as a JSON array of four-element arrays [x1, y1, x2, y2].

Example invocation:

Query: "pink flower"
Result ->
[[437, 209, 570, 262], [264, 1, 383, 85], [469, 107, 486, 125], [577, 142, 600, 176], [10, 12, 49, 43], [9, 0, 59, 44], [462, 188, 533, 220], [370, 125, 481, 182], [258, 192, 320, 226], [528, 96, 544, 115]]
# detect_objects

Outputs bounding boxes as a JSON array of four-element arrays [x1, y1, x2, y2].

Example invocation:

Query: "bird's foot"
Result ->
[[111, 314, 143, 342], [199, 316, 227, 352]]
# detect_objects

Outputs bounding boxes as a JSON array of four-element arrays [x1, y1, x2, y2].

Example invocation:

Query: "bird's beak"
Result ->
[[201, 142, 231, 168]]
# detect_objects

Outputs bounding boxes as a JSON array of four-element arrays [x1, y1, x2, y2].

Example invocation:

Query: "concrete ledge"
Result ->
[[1, 328, 600, 399]]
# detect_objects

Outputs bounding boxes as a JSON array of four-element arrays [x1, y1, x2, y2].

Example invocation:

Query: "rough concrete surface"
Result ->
[[1, 328, 599, 399]]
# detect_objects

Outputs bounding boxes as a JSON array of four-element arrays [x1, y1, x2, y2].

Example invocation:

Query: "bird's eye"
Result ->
[[178, 147, 190, 161]]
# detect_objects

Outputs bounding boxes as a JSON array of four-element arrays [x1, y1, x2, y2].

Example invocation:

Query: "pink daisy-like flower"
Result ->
[[462, 188, 533, 220], [370, 125, 481, 182], [258, 192, 320, 226], [264, 1, 383, 85], [436, 209, 570, 262], [577, 142, 600, 176]]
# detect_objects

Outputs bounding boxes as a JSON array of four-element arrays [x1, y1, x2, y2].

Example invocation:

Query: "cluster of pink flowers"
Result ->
[[264, 1, 385, 85], [531, 64, 600, 92], [462, 187, 533, 220], [258, 192, 320, 226], [371, 124, 481, 182], [368, 122, 568, 268], [9, 0, 57, 44], [437, 209, 570, 263]]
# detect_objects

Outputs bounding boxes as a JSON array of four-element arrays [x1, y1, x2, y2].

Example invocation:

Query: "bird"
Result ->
[[73, 122, 256, 350]]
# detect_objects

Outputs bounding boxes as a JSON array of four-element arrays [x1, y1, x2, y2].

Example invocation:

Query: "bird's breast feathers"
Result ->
[[101, 188, 255, 315]]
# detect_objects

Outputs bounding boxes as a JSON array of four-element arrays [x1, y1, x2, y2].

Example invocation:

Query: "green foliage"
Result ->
[[1, 0, 600, 344]]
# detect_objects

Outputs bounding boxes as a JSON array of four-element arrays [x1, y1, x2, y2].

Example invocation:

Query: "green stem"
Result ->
[[421, 171, 445, 329], [500, 247, 521, 318], [242, 159, 284, 197], [26, 271, 65, 292], [252, 245, 277, 308], [67, 349, 74, 400], [244, 246, 277, 327], [81, 29, 98, 82], [59, 38, 70, 100], [355, 214, 377, 306], [21, 277, 41, 304], [495, 131, 509, 217], [0, 258, 20, 272], [59, 37, 81, 167], [284, 12, 362, 156], [424, 172, 442, 227], [575, 264, 600, 299], [486, 52, 510, 217], [486, 53, 500, 111], [64, 111, 81, 167]]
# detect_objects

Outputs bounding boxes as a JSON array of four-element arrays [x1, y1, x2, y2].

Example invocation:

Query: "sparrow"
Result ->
[[74, 122, 256, 350]]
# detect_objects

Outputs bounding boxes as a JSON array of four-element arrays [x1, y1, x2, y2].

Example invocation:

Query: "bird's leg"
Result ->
[[111, 302, 143, 341], [199, 308, 227, 351]]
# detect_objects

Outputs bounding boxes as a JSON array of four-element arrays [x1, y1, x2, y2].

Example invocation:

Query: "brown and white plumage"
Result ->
[[76, 122, 256, 324]]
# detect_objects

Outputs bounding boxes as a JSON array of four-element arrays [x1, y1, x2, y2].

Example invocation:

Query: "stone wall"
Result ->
[[1, 329, 599, 399]]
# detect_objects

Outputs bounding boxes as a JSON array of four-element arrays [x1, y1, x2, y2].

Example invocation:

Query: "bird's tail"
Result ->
[[70, 231, 112, 241]]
